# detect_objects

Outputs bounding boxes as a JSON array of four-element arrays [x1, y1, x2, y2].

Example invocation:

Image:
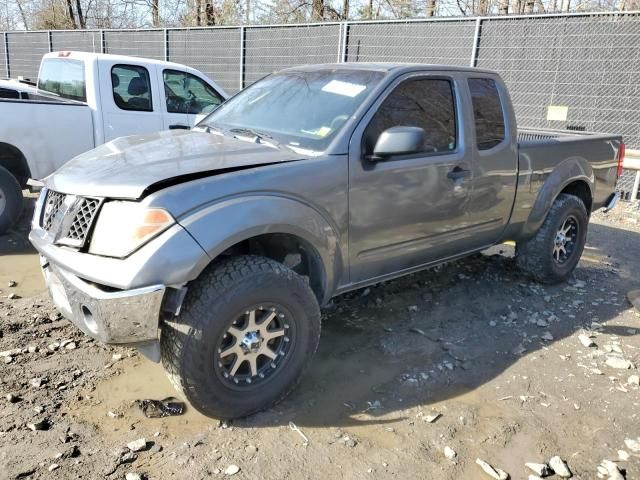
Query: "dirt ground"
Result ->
[[1, 196, 639, 480]]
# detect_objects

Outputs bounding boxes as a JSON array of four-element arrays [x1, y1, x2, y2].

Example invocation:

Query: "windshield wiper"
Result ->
[[229, 127, 282, 149], [194, 123, 224, 135]]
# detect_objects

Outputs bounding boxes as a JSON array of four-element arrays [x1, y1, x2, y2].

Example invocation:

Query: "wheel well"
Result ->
[[216, 233, 326, 303], [560, 180, 592, 214], [0, 143, 30, 188]]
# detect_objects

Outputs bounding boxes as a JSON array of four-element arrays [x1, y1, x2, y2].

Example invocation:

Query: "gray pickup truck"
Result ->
[[30, 63, 623, 418]]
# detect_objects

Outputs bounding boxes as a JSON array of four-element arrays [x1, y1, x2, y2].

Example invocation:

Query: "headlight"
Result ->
[[88, 201, 175, 258]]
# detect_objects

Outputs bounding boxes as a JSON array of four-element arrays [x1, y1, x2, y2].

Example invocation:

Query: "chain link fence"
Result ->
[[345, 19, 477, 65], [1, 12, 639, 153]]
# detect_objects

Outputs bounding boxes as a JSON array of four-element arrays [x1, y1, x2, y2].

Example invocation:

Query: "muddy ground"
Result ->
[[1, 197, 639, 480]]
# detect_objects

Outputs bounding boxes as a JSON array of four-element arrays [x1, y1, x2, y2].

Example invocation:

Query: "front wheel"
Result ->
[[516, 193, 588, 284], [161, 255, 321, 418], [0, 166, 23, 235]]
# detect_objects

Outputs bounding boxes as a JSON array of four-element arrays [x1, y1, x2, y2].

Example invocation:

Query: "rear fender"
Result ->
[[521, 157, 593, 239]]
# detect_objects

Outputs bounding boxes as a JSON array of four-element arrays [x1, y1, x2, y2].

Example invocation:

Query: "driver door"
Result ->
[[161, 69, 225, 130], [348, 73, 476, 283]]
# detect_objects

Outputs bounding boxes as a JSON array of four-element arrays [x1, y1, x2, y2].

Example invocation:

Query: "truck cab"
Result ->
[[36, 51, 228, 145]]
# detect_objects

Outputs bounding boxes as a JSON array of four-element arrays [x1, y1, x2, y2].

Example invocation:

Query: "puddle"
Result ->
[[0, 252, 44, 297], [71, 356, 216, 442]]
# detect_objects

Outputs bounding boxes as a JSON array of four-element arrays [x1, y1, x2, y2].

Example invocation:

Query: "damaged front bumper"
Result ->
[[41, 258, 165, 345]]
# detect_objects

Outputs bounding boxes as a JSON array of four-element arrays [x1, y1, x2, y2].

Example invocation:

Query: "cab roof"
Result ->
[[282, 62, 498, 76], [43, 51, 191, 71]]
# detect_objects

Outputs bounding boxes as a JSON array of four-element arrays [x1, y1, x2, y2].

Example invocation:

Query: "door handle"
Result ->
[[447, 166, 471, 181], [169, 124, 190, 130]]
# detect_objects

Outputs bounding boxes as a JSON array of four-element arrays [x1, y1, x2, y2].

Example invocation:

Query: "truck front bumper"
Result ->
[[41, 258, 165, 345]]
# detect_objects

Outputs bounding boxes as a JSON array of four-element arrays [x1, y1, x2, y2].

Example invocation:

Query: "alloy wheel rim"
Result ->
[[215, 304, 293, 389], [553, 215, 578, 264]]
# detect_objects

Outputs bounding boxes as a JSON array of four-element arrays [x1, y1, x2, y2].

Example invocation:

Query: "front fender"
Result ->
[[178, 194, 343, 304], [521, 157, 593, 239]]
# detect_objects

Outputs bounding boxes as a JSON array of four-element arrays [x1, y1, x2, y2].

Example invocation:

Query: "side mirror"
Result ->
[[370, 126, 425, 161]]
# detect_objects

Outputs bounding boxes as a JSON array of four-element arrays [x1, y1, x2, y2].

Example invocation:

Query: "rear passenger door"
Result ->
[[348, 73, 476, 283], [465, 77, 518, 246], [99, 61, 163, 142]]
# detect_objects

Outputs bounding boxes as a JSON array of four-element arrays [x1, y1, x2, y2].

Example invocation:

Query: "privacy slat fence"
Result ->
[[2, 12, 640, 197]]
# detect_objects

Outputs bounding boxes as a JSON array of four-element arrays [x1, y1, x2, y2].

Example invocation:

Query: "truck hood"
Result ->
[[46, 129, 306, 199]]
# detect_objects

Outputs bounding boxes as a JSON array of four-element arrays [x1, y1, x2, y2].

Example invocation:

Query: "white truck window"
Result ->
[[111, 64, 153, 112], [37, 58, 87, 102], [163, 69, 223, 115]]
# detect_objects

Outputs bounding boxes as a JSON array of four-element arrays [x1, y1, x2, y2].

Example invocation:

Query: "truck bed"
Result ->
[[0, 98, 94, 179], [517, 127, 616, 144], [509, 127, 622, 239]]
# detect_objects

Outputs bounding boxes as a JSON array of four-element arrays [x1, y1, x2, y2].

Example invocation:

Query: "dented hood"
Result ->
[[46, 129, 304, 199]]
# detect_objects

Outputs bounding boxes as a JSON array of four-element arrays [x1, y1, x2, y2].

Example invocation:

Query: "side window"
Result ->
[[111, 65, 153, 112], [468, 78, 505, 150], [163, 69, 224, 115], [0, 88, 20, 99], [363, 78, 456, 156]]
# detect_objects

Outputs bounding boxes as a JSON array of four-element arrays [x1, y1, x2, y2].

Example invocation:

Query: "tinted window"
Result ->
[[37, 58, 86, 102], [163, 69, 224, 115], [363, 78, 456, 155], [0, 87, 20, 99], [111, 65, 152, 112], [468, 78, 505, 150]]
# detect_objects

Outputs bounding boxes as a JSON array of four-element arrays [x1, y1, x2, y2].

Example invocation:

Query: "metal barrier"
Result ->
[[1, 12, 639, 150], [618, 150, 640, 202]]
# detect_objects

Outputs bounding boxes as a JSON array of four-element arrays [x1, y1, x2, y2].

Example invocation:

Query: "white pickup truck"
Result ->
[[0, 51, 228, 233]]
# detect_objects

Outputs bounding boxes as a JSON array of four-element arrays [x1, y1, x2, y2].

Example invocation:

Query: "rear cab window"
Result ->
[[37, 58, 87, 102], [468, 78, 506, 150], [111, 64, 153, 112]]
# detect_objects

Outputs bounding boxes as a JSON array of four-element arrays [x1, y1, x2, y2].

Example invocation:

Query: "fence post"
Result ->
[[48, 31, 53, 53], [339, 22, 349, 63], [239, 26, 246, 90], [100, 30, 106, 54], [164, 28, 169, 61], [3, 33, 9, 78], [470, 17, 482, 67]]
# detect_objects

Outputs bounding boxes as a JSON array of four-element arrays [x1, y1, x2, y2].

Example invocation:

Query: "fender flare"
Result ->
[[178, 194, 344, 304], [521, 157, 594, 239]]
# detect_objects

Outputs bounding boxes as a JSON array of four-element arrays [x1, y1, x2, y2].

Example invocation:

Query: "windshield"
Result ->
[[37, 58, 87, 102], [201, 69, 385, 151]]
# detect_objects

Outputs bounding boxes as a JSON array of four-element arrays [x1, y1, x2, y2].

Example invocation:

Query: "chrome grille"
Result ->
[[40, 190, 101, 248], [66, 198, 100, 242], [42, 190, 65, 231]]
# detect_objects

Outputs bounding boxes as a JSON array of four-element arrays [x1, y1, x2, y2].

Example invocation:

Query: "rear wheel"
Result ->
[[516, 193, 588, 284], [0, 166, 23, 235], [161, 255, 321, 419]]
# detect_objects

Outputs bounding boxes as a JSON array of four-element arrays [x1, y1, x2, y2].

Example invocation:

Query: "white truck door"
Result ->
[[98, 59, 163, 142], [159, 68, 226, 130]]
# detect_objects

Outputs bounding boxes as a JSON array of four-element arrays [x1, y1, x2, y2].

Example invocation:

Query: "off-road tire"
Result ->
[[161, 255, 321, 419], [0, 166, 23, 235], [516, 193, 588, 284]]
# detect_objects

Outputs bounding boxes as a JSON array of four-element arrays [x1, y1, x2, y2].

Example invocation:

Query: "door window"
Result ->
[[163, 69, 224, 115], [111, 65, 153, 112], [363, 78, 457, 156], [468, 78, 505, 150]]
